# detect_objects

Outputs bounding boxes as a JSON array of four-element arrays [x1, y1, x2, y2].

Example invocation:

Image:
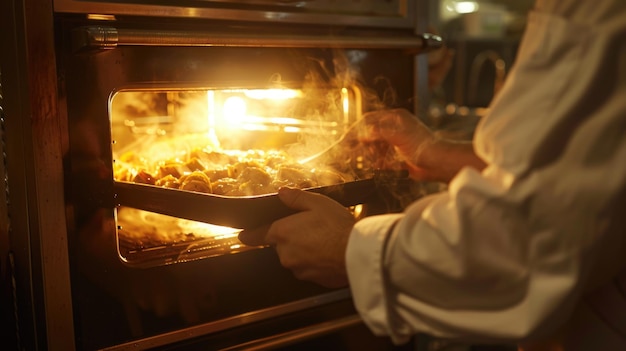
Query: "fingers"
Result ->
[[362, 108, 423, 140], [239, 187, 353, 288], [277, 187, 329, 212], [358, 109, 440, 178], [344, 109, 406, 141], [239, 189, 341, 247], [238, 224, 271, 247]]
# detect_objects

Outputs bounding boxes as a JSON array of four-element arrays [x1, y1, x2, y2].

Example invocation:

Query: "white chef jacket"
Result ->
[[346, 1, 626, 350]]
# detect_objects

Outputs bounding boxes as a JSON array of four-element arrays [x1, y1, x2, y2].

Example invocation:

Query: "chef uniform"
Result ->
[[346, 1, 626, 350]]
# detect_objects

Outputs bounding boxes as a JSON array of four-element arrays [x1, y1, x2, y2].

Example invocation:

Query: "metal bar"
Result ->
[[73, 26, 442, 52], [218, 314, 363, 351], [99, 289, 352, 351], [113, 178, 378, 229]]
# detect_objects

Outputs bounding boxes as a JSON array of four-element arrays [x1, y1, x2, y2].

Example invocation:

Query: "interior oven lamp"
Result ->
[[212, 88, 314, 135]]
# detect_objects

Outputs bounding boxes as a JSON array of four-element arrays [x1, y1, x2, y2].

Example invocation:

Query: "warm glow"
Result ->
[[204, 87, 351, 136], [86, 14, 116, 21], [244, 89, 301, 100], [206, 91, 220, 147], [215, 89, 315, 134], [239, 123, 270, 132], [442, 0, 479, 20], [341, 88, 350, 125], [266, 116, 304, 125], [283, 126, 301, 133], [452, 1, 479, 14], [223, 96, 247, 121], [353, 204, 364, 218]]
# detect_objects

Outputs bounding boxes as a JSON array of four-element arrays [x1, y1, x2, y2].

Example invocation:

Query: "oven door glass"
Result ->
[[110, 83, 360, 267]]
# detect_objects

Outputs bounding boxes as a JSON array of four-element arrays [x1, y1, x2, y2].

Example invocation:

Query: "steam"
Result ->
[[109, 49, 410, 184]]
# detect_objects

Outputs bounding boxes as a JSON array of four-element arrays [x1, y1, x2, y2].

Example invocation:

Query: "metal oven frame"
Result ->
[[0, 0, 436, 350]]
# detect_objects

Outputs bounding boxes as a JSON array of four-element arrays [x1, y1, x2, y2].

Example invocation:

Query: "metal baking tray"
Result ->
[[113, 175, 395, 229]]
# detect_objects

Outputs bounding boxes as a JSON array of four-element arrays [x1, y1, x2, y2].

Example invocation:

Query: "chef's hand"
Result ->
[[352, 108, 486, 183], [238, 187, 355, 288]]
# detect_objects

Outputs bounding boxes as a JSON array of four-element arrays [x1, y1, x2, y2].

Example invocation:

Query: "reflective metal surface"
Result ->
[[100, 290, 352, 350], [72, 26, 442, 52], [55, 0, 416, 28]]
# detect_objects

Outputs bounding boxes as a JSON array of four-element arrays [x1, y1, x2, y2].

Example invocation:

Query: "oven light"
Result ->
[[223, 96, 247, 122]]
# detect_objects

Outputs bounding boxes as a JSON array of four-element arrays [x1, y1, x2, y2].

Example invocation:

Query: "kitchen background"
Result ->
[[427, 0, 534, 141]]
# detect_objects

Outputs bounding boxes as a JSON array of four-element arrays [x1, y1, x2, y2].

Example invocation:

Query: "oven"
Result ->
[[0, 1, 440, 350]]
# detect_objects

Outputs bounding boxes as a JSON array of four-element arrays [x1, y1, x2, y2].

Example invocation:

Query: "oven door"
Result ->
[[59, 16, 422, 350]]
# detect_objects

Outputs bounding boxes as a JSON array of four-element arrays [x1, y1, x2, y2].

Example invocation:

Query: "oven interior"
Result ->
[[110, 83, 364, 268]]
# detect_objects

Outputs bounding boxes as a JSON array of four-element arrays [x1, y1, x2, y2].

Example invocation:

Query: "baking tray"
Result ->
[[113, 176, 387, 229]]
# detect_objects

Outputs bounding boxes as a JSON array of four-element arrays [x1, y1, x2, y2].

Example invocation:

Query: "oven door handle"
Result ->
[[218, 314, 363, 351], [72, 26, 442, 53]]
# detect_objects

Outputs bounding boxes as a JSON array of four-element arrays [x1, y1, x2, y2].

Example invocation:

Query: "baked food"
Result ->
[[114, 146, 353, 196]]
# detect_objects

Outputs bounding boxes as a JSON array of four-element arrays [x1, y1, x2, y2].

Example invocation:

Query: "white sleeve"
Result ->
[[346, 6, 626, 345], [348, 153, 626, 344]]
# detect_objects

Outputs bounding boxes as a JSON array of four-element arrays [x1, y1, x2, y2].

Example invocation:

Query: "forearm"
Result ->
[[412, 138, 486, 183]]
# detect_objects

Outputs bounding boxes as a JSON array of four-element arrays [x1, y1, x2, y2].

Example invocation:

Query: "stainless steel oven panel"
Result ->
[[100, 289, 352, 350], [54, 0, 416, 29], [59, 29, 418, 347]]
